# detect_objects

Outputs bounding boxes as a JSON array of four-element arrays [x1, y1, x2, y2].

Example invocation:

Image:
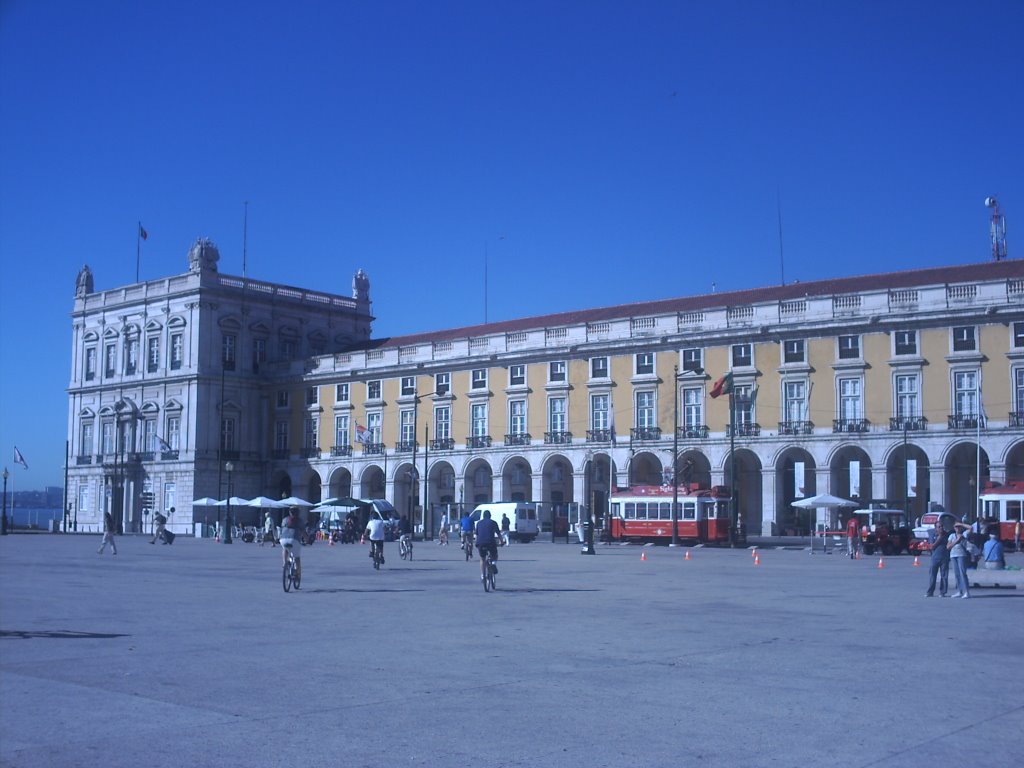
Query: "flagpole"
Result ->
[[729, 391, 738, 547], [976, 372, 982, 524], [243, 201, 249, 278], [136, 222, 141, 283]]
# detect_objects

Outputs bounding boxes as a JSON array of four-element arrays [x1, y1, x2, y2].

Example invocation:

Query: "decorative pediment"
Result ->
[[219, 399, 242, 413], [98, 405, 116, 417], [83, 330, 99, 343], [123, 323, 141, 338], [249, 321, 271, 336], [164, 398, 183, 412], [218, 315, 242, 331], [145, 319, 163, 333], [79, 407, 96, 419], [140, 401, 161, 414], [103, 327, 120, 340], [279, 326, 300, 339], [168, 316, 187, 329]]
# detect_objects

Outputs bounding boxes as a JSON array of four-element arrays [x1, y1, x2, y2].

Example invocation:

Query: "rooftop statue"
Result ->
[[353, 268, 370, 301], [188, 238, 220, 273], [75, 264, 94, 297]]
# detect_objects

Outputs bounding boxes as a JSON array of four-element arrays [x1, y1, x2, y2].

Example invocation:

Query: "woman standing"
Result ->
[[946, 522, 972, 599]]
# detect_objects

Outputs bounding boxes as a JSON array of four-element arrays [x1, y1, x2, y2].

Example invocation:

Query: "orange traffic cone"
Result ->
[[215, 531, 220, 543], [877, 556, 885, 569], [640, 550, 647, 561], [684, 550, 691, 561], [754, 553, 761, 566], [751, 547, 757, 558], [912, 555, 920, 567]]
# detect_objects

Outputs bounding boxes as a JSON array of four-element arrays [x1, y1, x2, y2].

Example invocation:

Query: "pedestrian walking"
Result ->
[[846, 514, 859, 559], [261, 511, 277, 547], [501, 513, 511, 546], [97, 511, 117, 555], [1015, 519, 1021, 553], [150, 511, 167, 544]]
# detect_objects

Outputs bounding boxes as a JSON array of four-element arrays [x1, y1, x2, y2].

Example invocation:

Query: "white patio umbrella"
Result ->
[[792, 493, 858, 551], [191, 497, 221, 506], [245, 496, 288, 508], [279, 496, 315, 507], [215, 496, 250, 506]]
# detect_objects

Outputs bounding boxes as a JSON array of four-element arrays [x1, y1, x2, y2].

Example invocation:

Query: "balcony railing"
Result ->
[[431, 438, 455, 451], [727, 423, 761, 437], [76, 455, 93, 465], [137, 451, 156, 462], [221, 450, 240, 461], [778, 421, 814, 436], [301, 447, 320, 459], [889, 416, 928, 432], [833, 418, 870, 434], [631, 427, 662, 442], [504, 433, 532, 446], [160, 450, 179, 461], [544, 431, 573, 445], [272, 448, 289, 460], [330, 445, 352, 457], [947, 414, 987, 430], [587, 429, 614, 443], [394, 440, 419, 454], [467, 435, 492, 449], [1011, 412, 1024, 428], [362, 442, 386, 456], [678, 425, 709, 440]]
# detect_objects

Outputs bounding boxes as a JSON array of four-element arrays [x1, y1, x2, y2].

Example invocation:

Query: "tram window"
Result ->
[[610, 503, 620, 517], [683, 503, 696, 520], [625, 503, 636, 520], [660, 502, 671, 520], [1009, 501, 1022, 521], [637, 502, 648, 520]]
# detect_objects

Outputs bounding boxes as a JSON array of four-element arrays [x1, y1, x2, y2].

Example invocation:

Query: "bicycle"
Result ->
[[483, 549, 497, 592], [399, 535, 413, 561], [282, 544, 300, 592], [463, 532, 474, 561]]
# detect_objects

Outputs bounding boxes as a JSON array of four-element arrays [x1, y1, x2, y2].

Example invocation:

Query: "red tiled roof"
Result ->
[[360, 259, 1023, 349]]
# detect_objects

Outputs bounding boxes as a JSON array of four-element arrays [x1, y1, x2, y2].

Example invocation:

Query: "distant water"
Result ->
[[4, 507, 64, 529]]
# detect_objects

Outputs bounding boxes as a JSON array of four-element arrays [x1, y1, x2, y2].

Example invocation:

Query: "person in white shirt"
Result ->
[[438, 511, 450, 545], [364, 516, 386, 564]]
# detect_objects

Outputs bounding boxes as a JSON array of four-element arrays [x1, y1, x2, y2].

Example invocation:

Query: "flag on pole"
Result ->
[[354, 422, 368, 444], [13, 446, 28, 469], [139, 223, 148, 241], [608, 392, 615, 442], [709, 372, 734, 399], [157, 435, 171, 452]]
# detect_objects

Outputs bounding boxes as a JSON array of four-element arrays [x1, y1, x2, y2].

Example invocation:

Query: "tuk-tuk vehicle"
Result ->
[[855, 508, 912, 555]]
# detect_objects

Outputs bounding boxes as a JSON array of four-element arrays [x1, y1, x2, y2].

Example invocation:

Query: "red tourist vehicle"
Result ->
[[608, 485, 732, 544]]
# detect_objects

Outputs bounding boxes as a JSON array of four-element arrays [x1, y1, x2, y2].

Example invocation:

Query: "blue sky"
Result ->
[[1, 0, 1022, 489]]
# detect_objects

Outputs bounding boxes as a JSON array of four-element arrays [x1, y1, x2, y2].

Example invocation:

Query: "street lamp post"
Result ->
[[224, 461, 234, 544], [1, 467, 8, 535], [671, 365, 680, 548]]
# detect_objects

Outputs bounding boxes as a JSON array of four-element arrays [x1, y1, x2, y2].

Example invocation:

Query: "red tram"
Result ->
[[979, 481, 1024, 543], [609, 485, 731, 544]]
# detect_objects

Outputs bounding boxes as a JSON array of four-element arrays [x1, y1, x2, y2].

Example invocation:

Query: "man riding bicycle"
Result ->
[[460, 510, 474, 551], [397, 513, 412, 547], [364, 514, 385, 564], [475, 510, 502, 581], [279, 508, 302, 586]]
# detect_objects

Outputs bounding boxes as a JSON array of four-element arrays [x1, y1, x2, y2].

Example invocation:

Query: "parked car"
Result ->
[[855, 508, 913, 555]]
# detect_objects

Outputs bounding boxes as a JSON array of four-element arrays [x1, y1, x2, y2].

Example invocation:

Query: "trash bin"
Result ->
[[194, 523, 204, 538], [49, 519, 61, 533]]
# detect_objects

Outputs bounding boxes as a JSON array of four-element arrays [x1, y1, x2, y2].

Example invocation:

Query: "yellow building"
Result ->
[[267, 259, 1024, 537]]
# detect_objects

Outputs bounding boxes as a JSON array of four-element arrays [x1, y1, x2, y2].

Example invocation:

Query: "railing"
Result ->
[[160, 450, 179, 461], [833, 418, 870, 434], [430, 438, 455, 451], [678, 425, 709, 439], [330, 445, 352, 457], [466, 435, 492, 449], [587, 429, 614, 443], [137, 451, 156, 462], [946, 284, 977, 303], [300, 447, 320, 459], [947, 414, 986, 430], [76, 455, 93, 465], [889, 416, 928, 431], [727, 423, 761, 437], [544, 431, 573, 445], [362, 442, 386, 456], [630, 427, 662, 441], [394, 440, 419, 454], [221, 450, 240, 461], [1011, 412, 1024, 427], [504, 433, 532, 446], [778, 421, 814, 436]]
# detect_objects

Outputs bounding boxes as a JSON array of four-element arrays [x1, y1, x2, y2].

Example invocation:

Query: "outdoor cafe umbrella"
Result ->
[[279, 496, 315, 507], [246, 496, 288, 508], [191, 497, 221, 506], [791, 493, 858, 552]]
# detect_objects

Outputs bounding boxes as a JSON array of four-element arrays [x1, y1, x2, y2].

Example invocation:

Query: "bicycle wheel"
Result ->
[[465, 541, 472, 561], [489, 562, 496, 591], [292, 562, 301, 590], [283, 561, 292, 592], [408, 542, 413, 561], [483, 561, 491, 592], [400, 541, 408, 560]]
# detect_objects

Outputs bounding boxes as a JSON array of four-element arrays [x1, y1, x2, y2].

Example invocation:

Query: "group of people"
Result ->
[[926, 519, 1007, 599]]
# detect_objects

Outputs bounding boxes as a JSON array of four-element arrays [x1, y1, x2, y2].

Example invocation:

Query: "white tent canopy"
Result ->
[[245, 496, 288, 508], [791, 493, 858, 509], [191, 497, 221, 506], [279, 496, 315, 507]]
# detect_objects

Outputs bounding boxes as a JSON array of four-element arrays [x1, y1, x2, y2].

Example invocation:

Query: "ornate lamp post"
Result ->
[[224, 461, 234, 544]]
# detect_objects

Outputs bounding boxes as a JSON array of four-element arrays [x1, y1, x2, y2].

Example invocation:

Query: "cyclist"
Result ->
[[438, 510, 450, 545], [279, 508, 302, 587], [460, 510, 474, 550], [397, 513, 412, 550], [364, 514, 385, 565], [475, 510, 502, 582]]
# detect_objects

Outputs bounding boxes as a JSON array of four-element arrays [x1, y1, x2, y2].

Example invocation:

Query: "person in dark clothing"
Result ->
[[925, 525, 950, 597]]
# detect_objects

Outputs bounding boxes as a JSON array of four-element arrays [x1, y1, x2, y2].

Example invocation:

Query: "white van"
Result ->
[[471, 502, 540, 542]]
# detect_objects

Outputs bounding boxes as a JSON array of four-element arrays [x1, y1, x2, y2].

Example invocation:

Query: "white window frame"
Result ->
[[635, 391, 656, 429], [435, 372, 451, 394], [894, 330, 918, 356], [548, 397, 566, 432], [838, 377, 863, 421], [783, 380, 807, 423], [549, 361, 566, 382], [401, 376, 416, 396], [400, 408, 415, 443], [367, 412, 382, 443], [731, 343, 752, 368], [166, 416, 180, 450], [783, 339, 805, 364], [170, 333, 183, 370], [953, 370, 978, 417], [895, 373, 920, 419], [335, 414, 350, 447], [838, 335, 860, 360], [367, 380, 382, 400], [591, 393, 610, 430], [220, 417, 236, 451], [80, 422, 94, 455], [276, 390, 290, 408], [952, 326, 976, 353], [471, 369, 488, 389], [508, 366, 525, 386], [590, 357, 609, 379], [275, 420, 289, 451], [509, 399, 527, 435], [434, 406, 451, 440], [681, 348, 703, 373], [335, 383, 349, 402], [635, 352, 654, 375], [683, 387, 703, 428], [471, 402, 488, 437]]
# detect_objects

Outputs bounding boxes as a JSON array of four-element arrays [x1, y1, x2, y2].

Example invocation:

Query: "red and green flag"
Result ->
[[709, 372, 734, 399]]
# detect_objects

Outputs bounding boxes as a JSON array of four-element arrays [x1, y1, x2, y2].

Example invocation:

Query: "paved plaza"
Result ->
[[1, 533, 1021, 768]]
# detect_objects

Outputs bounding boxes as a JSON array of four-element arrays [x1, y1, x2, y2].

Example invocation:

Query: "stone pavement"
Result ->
[[1, 534, 1021, 768]]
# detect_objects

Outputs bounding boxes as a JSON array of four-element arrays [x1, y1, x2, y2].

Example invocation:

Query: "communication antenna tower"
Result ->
[[985, 196, 1008, 261]]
